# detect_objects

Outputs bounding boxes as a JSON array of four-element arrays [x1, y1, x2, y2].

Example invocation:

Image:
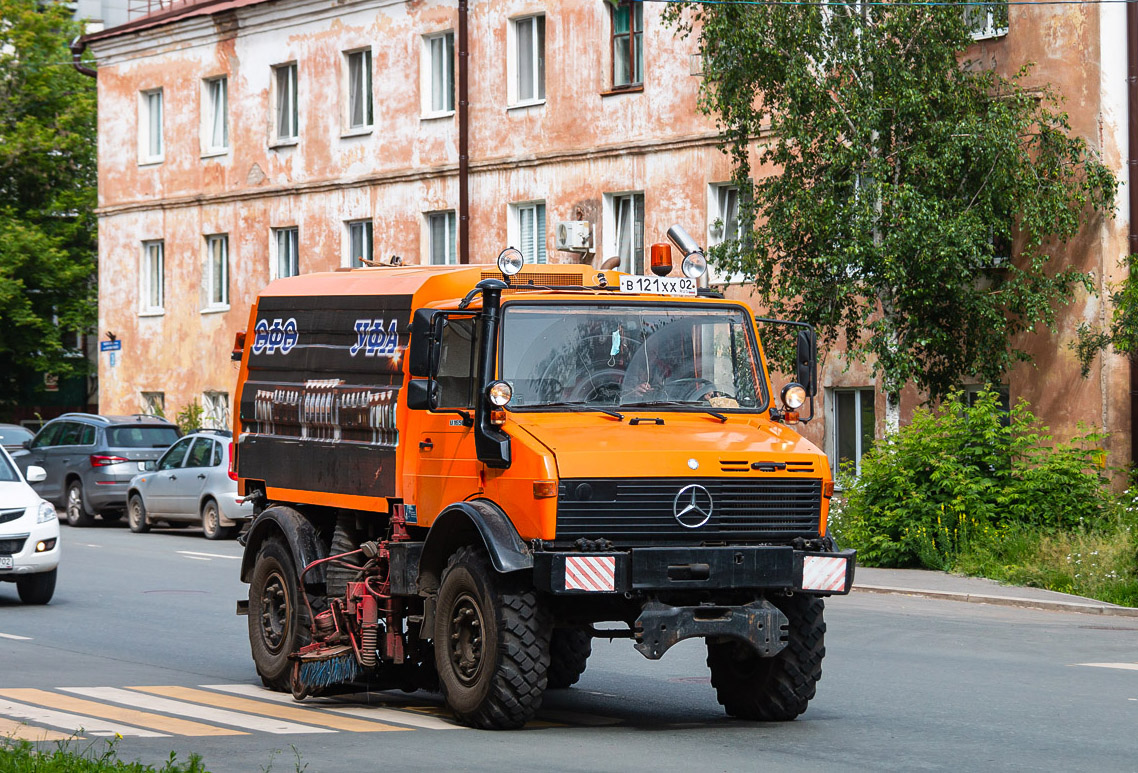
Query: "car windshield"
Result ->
[[0, 452, 18, 482], [500, 303, 767, 411], [106, 426, 180, 448]]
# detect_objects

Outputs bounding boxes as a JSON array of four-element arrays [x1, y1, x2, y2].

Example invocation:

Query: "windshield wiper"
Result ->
[[534, 401, 625, 421], [618, 400, 728, 423]]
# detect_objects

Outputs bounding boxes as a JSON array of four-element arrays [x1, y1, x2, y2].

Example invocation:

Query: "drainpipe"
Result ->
[[1129, 2, 1138, 465], [458, 0, 470, 264], [70, 36, 97, 78]]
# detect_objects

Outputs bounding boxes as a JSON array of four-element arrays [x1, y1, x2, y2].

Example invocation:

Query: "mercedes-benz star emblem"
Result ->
[[673, 484, 713, 528]]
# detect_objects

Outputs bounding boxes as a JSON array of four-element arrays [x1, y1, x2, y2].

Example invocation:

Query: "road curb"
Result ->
[[852, 584, 1138, 617]]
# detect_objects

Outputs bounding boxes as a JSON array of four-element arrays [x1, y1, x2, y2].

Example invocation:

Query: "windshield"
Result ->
[[500, 303, 767, 411], [0, 452, 17, 482]]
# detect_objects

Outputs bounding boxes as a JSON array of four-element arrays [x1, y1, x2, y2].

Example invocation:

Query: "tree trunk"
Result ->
[[884, 390, 901, 435]]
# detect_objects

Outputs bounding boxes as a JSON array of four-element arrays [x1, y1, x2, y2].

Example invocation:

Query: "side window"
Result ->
[[157, 438, 193, 470], [30, 423, 63, 450], [56, 422, 82, 446], [185, 438, 213, 468], [211, 441, 223, 467], [435, 316, 480, 410], [78, 424, 96, 446], [833, 388, 876, 477]]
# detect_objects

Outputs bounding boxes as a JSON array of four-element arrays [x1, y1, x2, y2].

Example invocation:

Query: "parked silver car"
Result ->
[[126, 431, 253, 539]]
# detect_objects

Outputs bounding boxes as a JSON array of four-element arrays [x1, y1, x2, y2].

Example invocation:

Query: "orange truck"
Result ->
[[233, 226, 855, 729]]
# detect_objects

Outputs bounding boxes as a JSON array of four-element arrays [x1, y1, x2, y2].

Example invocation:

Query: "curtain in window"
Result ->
[[208, 79, 227, 149], [535, 204, 546, 263], [209, 237, 228, 305], [276, 228, 298, 278], [277, 66, 296, 138], [147, 243, 163, 308], [350, 222, 372, 267], [348, 52, 372, 128], [716, 187, 739, 243], [520, 206, 535, 262], [147, 92, 162, 156], [615, 194, 644, 273], [429, 212, 456, 265], [518, 19, 534, 101], [430, 35, 454, 113]]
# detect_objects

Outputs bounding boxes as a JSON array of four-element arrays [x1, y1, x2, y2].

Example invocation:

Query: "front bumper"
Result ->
[[0, 518, 61, 577], [533, 546, 856, 596]]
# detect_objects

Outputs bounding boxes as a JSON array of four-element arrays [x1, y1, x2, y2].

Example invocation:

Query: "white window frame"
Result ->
[[422, 32, 456, 117], [508, 14, 546, 107], [139, 88, 164, 164], [831, 387, 875, 478], [707, 183, 742, 285], [140, 240, 164, 315], [271, 227, 299, 279], [509, 201, 547, 264], [202, 391, 230, 430], [272, 62, 299, 144], [967, 2, 1009, 40], [202, 76, 228, 155], [345, 220, 373, 268], [344, 48, 373, 133], [203, 234, 230, 312], [426, 211, 458, 265], [603, 191, 645, 274]]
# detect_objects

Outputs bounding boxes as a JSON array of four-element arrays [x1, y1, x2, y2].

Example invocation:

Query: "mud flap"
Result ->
[[633, 599, 789, 660]]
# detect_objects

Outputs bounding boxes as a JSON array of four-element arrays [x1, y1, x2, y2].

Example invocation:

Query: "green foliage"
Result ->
[[175, 401, 204, 435], [0, 0, 97, 405], [1073, 253, 1138, 377], [832, 389, 1111, 567], [665, 4, 1116, 398], [0, 737, 205, 772]]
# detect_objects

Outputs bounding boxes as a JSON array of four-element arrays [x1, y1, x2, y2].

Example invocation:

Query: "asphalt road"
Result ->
[[1, 521, 1135, 773]]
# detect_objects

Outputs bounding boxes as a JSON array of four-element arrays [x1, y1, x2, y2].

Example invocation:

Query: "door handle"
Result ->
[[170, 474, 177, 480], [419, 439, 434, 452], [197, 473, 207, 479]]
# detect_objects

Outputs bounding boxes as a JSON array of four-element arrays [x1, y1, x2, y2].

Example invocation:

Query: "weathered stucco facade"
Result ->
[[85, 0, 1134, 472]]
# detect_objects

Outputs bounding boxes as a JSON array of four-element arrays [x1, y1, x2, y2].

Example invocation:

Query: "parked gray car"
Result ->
[[12, 413, 181, 527], [126, 431, 253, 539]]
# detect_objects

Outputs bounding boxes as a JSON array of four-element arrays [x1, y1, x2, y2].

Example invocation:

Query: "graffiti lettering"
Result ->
[[350, 318, 399, 357]]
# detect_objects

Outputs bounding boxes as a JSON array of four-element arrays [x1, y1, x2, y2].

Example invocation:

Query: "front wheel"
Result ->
[[433, 545, 551, 729], [65, 481, 94, 527], [248, 538, 310, 691], [17, 569, 56, 605], [547, 627, 592, 689], [706, 594, 826, 721]]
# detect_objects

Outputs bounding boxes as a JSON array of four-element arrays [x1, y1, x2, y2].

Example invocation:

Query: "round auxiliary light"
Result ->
[[781, 383, 807, 410], [497, 247, 524, 276], [681, 252, 707, 279], [487, 380, 514, 407]]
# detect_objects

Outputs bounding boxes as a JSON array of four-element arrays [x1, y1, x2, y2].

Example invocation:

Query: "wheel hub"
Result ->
[[259, 570, 290, 654], [448, 592, 485, 686]]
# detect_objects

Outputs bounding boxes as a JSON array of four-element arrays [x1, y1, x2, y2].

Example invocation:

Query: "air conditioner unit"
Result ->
[[555, 221, 592, 252]]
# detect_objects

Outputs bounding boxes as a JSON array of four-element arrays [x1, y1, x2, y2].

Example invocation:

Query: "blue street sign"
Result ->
[[100, 340, 121, 352]]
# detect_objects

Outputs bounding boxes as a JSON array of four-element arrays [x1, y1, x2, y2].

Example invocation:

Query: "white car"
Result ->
[[0, 446, 60, 604]]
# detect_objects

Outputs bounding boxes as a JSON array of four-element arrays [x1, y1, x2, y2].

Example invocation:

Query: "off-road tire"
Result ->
[[128, 495, 150, 533], [65, 481, 94, 527], [547, 627, 592, 689], [434, 545, 551, 729], [248, 537, 311, 691], [17, 569, 56, 605], [706, 594, 825, 721], [201, 499, 230, 540]]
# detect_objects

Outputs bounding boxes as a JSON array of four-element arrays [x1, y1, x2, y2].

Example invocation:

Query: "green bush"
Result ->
[[833, 389, 1112, 568]]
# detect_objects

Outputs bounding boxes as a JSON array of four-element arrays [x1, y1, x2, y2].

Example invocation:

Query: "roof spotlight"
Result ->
[[497, 247, 524, 276]]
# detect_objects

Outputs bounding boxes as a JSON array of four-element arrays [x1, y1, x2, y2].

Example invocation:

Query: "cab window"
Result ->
[[435, 316, 480, 409], [157, 437, 193, 470]]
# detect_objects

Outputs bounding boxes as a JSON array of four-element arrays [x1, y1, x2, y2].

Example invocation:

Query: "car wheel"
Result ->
[[65, 481, 94, 527], [201, 499, 231, 540], [16, 569, 56, 605], [128, 494, 150, 533]]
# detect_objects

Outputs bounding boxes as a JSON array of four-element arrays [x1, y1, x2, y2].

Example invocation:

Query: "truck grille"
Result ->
[[0, 537, 27, 555], [556, 478, 822, 544]]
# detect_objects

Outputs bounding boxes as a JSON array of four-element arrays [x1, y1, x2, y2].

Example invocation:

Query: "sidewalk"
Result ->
[[853, 566, 1138, 617]]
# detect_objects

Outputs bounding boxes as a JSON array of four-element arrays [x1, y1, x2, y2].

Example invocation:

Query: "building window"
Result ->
[[511, 15, 546, 105], [203, 76, 228, 153], [427, 211, 457, 265], [273, 227, 299, 279], [611, 0, 644, 89], [424, 32, 455, 115], [139, 89, 163, 163], [347, 220, 373, 267], [708, 183, 740, 285], [273, 63, 298, 142], [607, 192, 645, 274], [140, 240, 164, 314], [202, 391, 230, 429], [141, 392, 165, 417], [834, 388, 875, 477], [345, 49, 373, 130], [966, 2, 1008, 40], [204, 234, 229, 310], [965, 384, 1011, 427], [512, 202, 547, 264]]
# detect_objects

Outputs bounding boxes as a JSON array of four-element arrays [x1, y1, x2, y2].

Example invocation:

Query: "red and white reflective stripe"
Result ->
[[564, 556, 616, 592], [802, 556, 848, 592]]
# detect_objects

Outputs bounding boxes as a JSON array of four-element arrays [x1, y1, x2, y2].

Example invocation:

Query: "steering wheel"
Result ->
[[567, 369, 626, 403], [665, 377, 735, 403]]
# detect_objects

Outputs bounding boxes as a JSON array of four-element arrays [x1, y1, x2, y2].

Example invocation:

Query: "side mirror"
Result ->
[[795, 329, 816, 397], [144, 460, 158, 472], [25, 465, 46, 483], [406, 379, 439, 411], [409, 308, 442, 378], [21, 439, 30, 449]]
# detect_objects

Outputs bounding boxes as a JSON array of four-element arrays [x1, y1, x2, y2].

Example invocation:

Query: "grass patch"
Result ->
[[0, 737, 205, 772]]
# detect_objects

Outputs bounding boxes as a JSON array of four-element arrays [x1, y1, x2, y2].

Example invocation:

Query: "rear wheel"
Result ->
[[201, 500, 231, 540], [17, 569, 56, 605], [248, 537, 310, 691], [706, 594, 826, 721], [65, 481, 94, 527], [547, 627, 592, 689], [434, 546, 551, 729], [128, 495, 150, 533]]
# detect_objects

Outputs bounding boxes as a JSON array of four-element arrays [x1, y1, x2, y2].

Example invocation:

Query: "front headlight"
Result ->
[[781, 383, 807, 410], [37, 500, 57, 524]]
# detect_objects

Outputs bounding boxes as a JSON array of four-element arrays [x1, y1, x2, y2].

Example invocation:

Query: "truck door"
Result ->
[[410, 316, 482, 521]]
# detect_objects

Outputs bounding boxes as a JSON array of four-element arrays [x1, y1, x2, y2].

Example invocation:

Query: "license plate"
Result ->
[[619, 274, 698, 296], [0, 556, 12, 570]]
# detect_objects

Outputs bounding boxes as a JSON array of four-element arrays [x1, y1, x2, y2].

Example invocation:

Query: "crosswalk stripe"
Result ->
[[1076, 662, 1138, 671], [62, 687, 331, 736], [0, 697, 167, 738], [0, 689, 243, 737], [201, 684, 467, 731], [0, 716, 78, 742], [130, 686, 409, 733]]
